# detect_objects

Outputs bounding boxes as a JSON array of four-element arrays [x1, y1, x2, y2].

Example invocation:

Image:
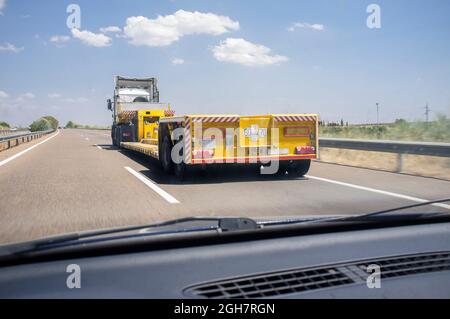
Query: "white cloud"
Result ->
[[0, 42, 24, 53], [71, 29, 112, 47], [212, 38, 288, 67], [50, 35, 71, 43], [124, 10, 239, 47], [0, 0, 6, 15], [21, 92, 35, 99], [171, 58, 185, 65], [0, 90, 8, 98], [48, 93, 61, 99], [288, 22, 325, 32], [100, 26, 122, 33], [15, 92, 35, 102], [63, 97, 89, 103]]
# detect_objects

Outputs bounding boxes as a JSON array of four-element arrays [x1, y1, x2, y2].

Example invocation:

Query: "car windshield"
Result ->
[[0, 0, 449, 250]]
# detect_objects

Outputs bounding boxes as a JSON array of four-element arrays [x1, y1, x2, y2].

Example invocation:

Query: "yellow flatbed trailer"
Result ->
[[118, 112, 319, 178]]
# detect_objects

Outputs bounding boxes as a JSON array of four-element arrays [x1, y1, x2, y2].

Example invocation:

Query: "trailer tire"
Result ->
[[275, 162, 289, 177], [161, 136, 173, 173], [260, 161, 288, 177], [112, 133, 118, 147], [174, 162, 186, 179], [287, 159, 311, 177]]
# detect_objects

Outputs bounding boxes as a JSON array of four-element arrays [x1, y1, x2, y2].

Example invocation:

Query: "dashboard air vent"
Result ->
[[357, 252, 450, 279], [185, 251, 450, 299], [186, 267, 354, 299]]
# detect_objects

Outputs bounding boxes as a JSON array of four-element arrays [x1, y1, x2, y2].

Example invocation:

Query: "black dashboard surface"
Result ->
[[1, 222, 450, 298]]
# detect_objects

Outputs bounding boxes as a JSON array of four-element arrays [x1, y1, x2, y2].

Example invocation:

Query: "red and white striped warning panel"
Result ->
[[118, 111, 137, 120], [191, 116, 240, 123], [273, 115, 317, 122], [184, 118, 192, 164], [164, 110, 176, 117]]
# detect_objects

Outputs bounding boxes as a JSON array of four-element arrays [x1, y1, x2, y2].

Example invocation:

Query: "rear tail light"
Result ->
[[295, 146, 315, 154], [192, 149, 214, 159]]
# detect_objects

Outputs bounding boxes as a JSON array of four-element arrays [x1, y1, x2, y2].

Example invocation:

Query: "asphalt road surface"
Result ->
[[1, 129, 449, 245]]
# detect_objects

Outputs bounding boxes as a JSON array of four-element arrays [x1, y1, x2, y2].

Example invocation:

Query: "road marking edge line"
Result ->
[[305, 175, 450, 210], [124, 166, 179, 204], [0, 130, 60, 167]]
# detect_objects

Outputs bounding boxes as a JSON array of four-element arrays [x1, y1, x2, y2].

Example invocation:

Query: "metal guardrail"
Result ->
[[0, 130, 55, 152], [0, 129, 30, 137], [319, 138, 450, 157], [0, 131, 32, 141], [318, 137, 450, 172]]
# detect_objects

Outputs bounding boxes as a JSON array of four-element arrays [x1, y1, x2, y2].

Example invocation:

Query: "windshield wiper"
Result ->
[[304, 198, 450, 225], [0, 217, 260, 257], [338, 198, 450, 222], [259, 198, 450, 228]]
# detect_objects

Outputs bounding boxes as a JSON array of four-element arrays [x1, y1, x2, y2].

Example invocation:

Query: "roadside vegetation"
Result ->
[[319, 114, 450, 143], [65, 121, 111, 130], [29, 116, 59, 132], [0, 121, 10, 129]]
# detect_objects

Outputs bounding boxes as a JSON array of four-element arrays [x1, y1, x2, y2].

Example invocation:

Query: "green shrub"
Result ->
[[29, 118, 52, 132], [0, 121, 10, 129], [42, 116, 59, 130], [65, 121, 76, 128]]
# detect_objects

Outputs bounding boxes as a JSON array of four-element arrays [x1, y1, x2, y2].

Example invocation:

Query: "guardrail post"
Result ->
[[396, 153, 404, 173]]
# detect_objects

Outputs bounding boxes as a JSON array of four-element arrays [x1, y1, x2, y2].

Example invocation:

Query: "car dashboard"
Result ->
[[1, 222, 450, 298]]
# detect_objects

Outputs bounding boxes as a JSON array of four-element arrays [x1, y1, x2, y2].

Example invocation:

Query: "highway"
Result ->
[[0, 129, 449, 245]]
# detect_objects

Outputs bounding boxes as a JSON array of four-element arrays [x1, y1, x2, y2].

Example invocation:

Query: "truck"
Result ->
[[108, 76, 318, 178]]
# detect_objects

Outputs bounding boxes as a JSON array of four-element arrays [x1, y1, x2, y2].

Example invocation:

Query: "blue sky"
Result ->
[[0, 0, 449, 127]]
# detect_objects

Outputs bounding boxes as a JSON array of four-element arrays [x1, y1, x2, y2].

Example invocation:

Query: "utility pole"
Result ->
[[425, 103, 430, 123], [376, 103, 380, 125]]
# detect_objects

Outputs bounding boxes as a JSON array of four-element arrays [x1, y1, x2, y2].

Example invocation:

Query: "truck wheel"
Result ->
[[276, 162, 289, 177], [161, 136, 173, 173], [260, 161, 288, 177], [174, 162, 186, 179], [287, 159, 311, 177]]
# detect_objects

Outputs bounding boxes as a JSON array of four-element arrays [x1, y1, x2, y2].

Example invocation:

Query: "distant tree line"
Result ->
[[65, 121, 76, 128], [319, 120, 349, 127], [65, 121, 111, 130], [319, 114, 450, 142]]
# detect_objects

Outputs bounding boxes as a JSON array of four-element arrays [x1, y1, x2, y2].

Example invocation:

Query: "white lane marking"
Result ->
[[0, 130, 60, 168], [306, 175, 450, 210], [124, 166, 179, 204], [85, 137, 89, 141]]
